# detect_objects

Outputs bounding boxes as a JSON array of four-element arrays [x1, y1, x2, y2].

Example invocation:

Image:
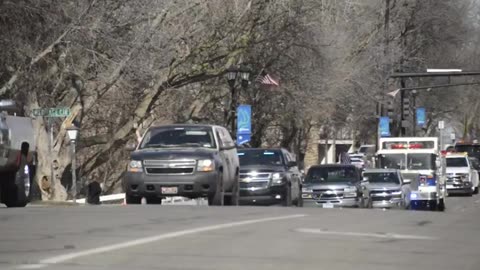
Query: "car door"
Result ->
[[284, 150, 301, 199], [216, 127, 237, 189]]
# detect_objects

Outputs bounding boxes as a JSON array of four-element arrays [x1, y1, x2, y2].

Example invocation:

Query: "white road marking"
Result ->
[[295, 228, 438, 240], [16, 214, 307, 269]]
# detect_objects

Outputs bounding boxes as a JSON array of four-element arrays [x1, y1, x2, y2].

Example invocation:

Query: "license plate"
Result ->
[[322, 203, 334, 208], [161, 187, 178, 194]]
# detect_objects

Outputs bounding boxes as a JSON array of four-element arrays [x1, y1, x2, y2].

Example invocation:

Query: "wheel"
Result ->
[[125, 193, 141, 204], [437, 198, 445, 211], [282, 184, 292, 207], [428, 200, 437, 211], [4, 155, 31, 208], [474, 186, 479, 195], [146, 197, 163, 204], [224, 173, 239, 206], [208, 172, 224, 206]]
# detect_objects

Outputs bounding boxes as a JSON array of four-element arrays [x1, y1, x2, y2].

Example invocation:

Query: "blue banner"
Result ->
[[237, 133, 251, 145], [379, 117, 391, 137], [237, 105, 252, 135], [416, 107, 426, 127]]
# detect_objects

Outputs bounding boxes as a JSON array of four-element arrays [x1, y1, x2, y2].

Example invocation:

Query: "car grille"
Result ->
[[370, 189, 400, 201], [312, 189, 344, 199], [143, 160, 196, 175], [239, 171, 272, 190]]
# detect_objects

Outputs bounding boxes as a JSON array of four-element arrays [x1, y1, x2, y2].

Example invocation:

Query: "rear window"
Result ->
[[305, 166, 358, 183]]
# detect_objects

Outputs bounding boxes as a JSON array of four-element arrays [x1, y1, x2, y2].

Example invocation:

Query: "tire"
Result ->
[[437, 198, 445, 212], [4, 155, 31, 208], [208, 172, 224, 206], [295, 187, 303, 207], [224, 173, 239, 206], [282, 184, 292, 207], [146, 197, 163, 204], [125, 193, 141, 204], [474, 186, 479, 195]]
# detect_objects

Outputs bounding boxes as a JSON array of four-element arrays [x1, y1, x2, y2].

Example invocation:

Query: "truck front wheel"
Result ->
[[4, 155, 31, 207]]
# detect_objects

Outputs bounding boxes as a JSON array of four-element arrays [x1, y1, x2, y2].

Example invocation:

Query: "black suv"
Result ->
[[123, 124, 240, 206], [237, 148, 303, 206]]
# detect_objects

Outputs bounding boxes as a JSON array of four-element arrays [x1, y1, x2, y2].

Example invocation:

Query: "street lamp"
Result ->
[[66, 125, 79, 203], [224, 65, 251, 137]]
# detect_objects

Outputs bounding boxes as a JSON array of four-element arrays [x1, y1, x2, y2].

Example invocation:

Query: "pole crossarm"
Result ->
[[390, 71, 480, 78], [396, 81, 480, 92]]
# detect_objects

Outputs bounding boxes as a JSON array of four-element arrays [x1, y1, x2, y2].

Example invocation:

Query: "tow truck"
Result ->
[[376, 137, 445, 211]]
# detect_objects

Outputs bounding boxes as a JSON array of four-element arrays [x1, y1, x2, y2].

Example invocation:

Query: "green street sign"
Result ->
[[32, 107, 71, 117]]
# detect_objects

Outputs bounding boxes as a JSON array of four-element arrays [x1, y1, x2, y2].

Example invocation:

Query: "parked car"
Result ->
[[302, 164, 363, 208], [237, 148, 302, 206], [360, 168, 411, 209], [123, 124, 239, 205]]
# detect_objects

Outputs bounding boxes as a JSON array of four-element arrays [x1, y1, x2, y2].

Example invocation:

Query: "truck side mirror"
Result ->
[[125, 143, 137, 151]]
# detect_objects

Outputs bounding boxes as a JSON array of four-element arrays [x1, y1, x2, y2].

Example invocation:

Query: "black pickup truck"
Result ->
[[123, 124, 240, 206], [237, 148, 303, 206]]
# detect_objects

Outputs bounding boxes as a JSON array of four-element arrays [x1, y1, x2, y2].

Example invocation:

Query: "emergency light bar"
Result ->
[[390, 143, 424, 149]]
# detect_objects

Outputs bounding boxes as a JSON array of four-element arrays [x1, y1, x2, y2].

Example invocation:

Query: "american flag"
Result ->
[[340, 152, 351, 164], [256, 72, 279, 86]]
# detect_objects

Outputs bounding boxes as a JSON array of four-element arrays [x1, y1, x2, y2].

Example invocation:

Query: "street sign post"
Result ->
[[32, 107, 71, 117], [32, 107, 72, 195]]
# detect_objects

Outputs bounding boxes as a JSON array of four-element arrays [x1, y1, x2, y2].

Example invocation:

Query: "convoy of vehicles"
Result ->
[[301, 164, 362, 208], [237, 148, 302, 206], [0, 100, 36, 208]]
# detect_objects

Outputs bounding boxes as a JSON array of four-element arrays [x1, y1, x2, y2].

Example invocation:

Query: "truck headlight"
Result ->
[[272, 173, 286, 185], [343, 186, 357, 198], [197, 159, 214, 172], [128, 160, 143, 172]]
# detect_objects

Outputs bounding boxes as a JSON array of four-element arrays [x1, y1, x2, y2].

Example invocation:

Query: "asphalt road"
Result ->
[[1, 195, 480, 270]]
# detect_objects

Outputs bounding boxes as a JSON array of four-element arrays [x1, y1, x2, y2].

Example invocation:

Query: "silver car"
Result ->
[[302, 165, 362, 208], [361, 169, 411, 209]]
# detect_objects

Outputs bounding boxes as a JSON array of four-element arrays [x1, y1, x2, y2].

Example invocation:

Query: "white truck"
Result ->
[[376, 137, 445, 211], [445, 152, 479, 195], [0, 100, 36, 207]]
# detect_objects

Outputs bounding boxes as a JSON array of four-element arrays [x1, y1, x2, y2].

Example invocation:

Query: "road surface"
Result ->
[[1, 195, 480, 270]]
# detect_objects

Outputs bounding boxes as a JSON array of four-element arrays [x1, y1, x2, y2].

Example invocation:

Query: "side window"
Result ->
[[220, 128, 235, 148], [215, 130, 224, 148]]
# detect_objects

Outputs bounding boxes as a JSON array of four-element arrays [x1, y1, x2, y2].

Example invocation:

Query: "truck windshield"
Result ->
[[140, 127, 216, 149], [407, 153, 433, 170], [363, 172, 400, 184], [379, 154, 405, 170], [447, 158, 468, 167], [305, 167, 357, 183], [237, 150, 284, 166]]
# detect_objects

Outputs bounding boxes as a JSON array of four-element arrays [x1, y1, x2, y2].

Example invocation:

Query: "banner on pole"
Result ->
[[416, 107, 426, 127], [379, 117, 391, 137]]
